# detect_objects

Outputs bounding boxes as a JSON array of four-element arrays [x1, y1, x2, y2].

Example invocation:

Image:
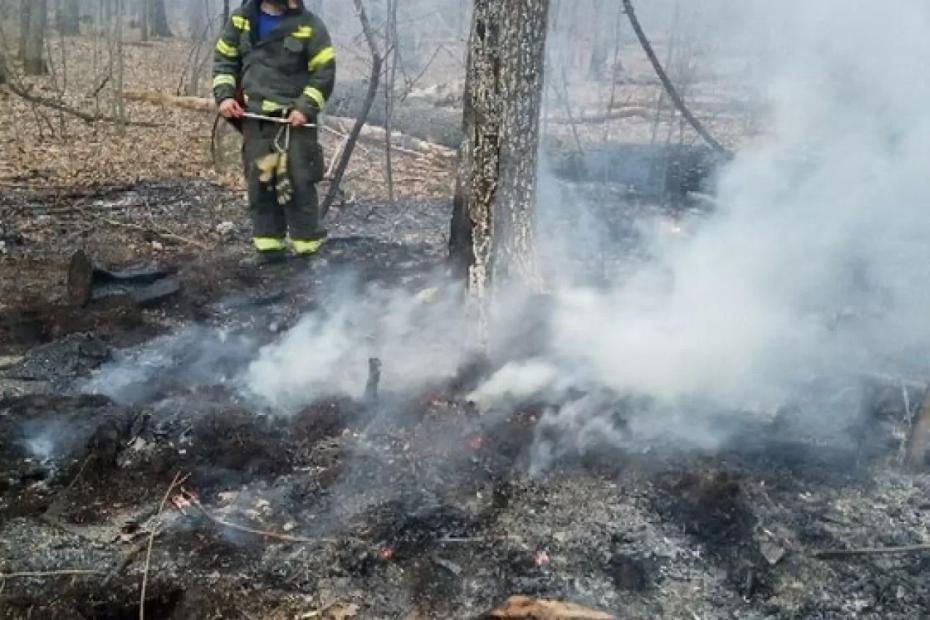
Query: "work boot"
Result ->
[[291, 237, 326, 258]]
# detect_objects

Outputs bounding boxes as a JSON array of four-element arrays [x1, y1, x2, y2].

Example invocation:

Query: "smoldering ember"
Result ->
[[2, 1, 930, 618]]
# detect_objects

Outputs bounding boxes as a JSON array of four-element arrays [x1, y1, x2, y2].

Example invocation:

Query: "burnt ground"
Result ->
[[1, 180, 930, 619]]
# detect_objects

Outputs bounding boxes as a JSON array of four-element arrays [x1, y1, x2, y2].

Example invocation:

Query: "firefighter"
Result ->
[[213, 0, 336, 262]]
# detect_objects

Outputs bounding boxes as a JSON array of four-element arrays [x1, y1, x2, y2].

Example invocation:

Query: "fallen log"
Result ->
[[327, 80, 463, 148], [126, 87, 461, 147], [125, 90, 725, 194], [125, 90, 455, 160], [125, 90, 214, 113], [548, 106, 654, 124], [485, 596, 615, 620], [326, 115, 454, 160]]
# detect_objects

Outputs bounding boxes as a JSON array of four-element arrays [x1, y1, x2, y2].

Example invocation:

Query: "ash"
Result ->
[[0, 185, 928, 618]]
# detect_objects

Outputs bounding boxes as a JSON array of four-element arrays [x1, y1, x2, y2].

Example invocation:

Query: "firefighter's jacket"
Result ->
[[212, 0, 336, 120]]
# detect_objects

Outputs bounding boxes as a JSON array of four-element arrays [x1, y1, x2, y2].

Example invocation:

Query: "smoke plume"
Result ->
[[85, 1, 930, 468], [476, 0, 930, 458]]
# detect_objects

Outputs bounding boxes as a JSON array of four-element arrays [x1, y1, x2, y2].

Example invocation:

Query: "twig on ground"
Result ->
[[139, 472, 187, 620], [3, 82, 161, 128], [186, 495, 337, 545], [100, 218, 209, 249], [104, 539, 149, 586], [438, 535, 522, 544], [0, 569, 105, 580], [813, 543, 930, 559]]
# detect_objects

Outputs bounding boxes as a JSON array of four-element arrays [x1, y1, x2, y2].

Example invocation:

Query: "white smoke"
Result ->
[[476, 1, 930, 449], [243, 274, 466, 413], [82, 2, 930, 465]]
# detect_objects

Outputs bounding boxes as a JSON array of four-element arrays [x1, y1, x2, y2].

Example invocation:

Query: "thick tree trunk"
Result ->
[[22, 0, 48, 75], [58, 0, 80, 35], [451, 0, 549, 307]]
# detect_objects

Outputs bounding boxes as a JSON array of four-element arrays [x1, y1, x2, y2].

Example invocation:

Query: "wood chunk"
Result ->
[[67, 250, 94, 307], [487, 596, 615, 620]]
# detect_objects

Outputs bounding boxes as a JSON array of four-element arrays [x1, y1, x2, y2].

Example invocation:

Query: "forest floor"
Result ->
[[2, 27, 929, 620], [1, 179, 929, 619]]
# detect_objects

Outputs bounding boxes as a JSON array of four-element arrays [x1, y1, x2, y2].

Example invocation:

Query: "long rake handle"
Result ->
[[241, 112, 317, 128]]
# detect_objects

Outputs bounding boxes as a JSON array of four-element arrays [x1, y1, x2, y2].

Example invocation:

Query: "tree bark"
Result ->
[[451, 0, 549, 343], [22, 0, 48, 75]]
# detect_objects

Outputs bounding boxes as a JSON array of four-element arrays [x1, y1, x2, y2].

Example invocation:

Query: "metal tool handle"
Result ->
[[241, 112, 317, 128]]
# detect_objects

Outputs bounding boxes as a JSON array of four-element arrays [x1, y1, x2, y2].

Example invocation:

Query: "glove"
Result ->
[[256, 152, 279, 185]]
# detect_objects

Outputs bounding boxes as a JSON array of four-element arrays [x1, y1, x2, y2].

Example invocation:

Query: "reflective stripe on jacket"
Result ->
[[212, 0, 336, 119]]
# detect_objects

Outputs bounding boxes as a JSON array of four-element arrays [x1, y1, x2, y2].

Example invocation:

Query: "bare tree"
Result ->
[[383, 0, 400, 204], [622, 0, 729, 157], [142, 0, 171, 38], [114, 0, 126, 128], [450, 0, 550, 342], [320, 0, 383, 216], [18, 0, 30, 60], [58, 0, 81, 35], [140, 0, 149, 41], [22, 0, 48, 75]]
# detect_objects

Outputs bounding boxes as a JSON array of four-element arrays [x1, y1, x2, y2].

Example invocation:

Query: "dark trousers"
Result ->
[[242, 119, 326, 245]]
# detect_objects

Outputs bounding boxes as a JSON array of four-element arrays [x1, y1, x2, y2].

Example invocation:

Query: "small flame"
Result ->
[[468, 436, 484, 451], [379, 546, 395, 561], [534, 551, 550, 567]]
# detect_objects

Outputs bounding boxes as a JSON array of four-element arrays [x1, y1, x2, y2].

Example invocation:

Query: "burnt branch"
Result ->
[[813, 543, 930, 559], [320, 0, 384, 218], [621, 0, 732, 158]]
